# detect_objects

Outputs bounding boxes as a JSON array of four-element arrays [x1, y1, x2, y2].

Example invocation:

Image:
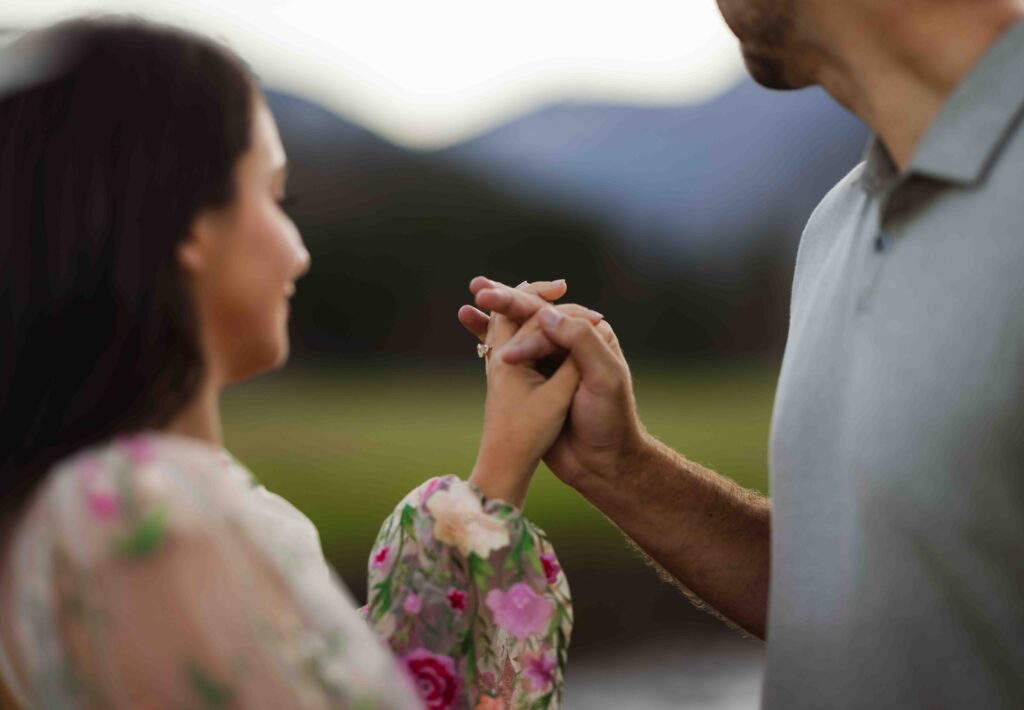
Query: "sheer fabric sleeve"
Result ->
[[14, 433, 421, 709], [365, 476, 573, 710]]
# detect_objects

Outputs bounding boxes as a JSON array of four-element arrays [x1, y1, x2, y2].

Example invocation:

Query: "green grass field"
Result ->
[[220, 361, 779, 589]]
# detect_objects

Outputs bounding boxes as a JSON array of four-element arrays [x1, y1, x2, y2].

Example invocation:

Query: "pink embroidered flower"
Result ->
[[403, 593, 423, 615], [86, 491, 120, 520], [115, 433, 155, 465], [522, 651, 557, 692], [357, 604, 370, 618], [426, 480, 510, 558], [447, 587, 466, 612], [79, 456, 121, 521], [403, 648, 460, 710], [485, 583, 554, 640], [371, 545, 391, 569], [539, 552, 561, 585], [419, 477, 446, 508]]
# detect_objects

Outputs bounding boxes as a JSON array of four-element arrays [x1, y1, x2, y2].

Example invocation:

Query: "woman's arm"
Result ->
[[365, 475, 571, 709], [363, 283, 589, 708]]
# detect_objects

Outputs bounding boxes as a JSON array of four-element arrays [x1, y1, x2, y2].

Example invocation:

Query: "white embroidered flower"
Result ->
[[425, 480, 510, 558]]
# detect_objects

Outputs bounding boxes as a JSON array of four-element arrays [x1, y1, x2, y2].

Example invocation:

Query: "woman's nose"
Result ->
[[293, 243, 311, 280]]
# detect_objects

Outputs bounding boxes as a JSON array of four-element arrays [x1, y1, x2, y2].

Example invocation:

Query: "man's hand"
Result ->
[[459, 275, 771, 639]]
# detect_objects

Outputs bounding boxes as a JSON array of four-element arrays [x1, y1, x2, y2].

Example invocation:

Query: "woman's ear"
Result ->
[[177, 237, 205, 276], [177, 210, 220, 277]]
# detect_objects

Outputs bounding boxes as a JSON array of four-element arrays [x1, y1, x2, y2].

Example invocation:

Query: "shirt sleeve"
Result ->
[[25, 434, 422, 709], [365, 476, 573, 709]]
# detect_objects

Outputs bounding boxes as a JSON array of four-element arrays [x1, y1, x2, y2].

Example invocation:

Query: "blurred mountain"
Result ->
[[264, 83, 868, 360], [432, 79, 869, 264], [264, 89, 617, 358]]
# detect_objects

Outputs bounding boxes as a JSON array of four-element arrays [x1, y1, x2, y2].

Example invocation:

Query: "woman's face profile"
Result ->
[[177, 94, 311, 384]]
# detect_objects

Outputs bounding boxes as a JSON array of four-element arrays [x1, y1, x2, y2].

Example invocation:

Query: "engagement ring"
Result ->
[[477, 343, 493, 359]]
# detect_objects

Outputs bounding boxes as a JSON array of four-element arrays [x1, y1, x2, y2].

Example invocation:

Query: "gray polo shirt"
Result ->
[[764, 18, 1024, 709]]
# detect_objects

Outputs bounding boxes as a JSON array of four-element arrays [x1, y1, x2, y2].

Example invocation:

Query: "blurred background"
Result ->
[[3, 2, 868, 706]]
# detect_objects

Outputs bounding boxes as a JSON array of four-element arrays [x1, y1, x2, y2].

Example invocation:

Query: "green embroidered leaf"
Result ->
[[245, 469, 261, 489], [370, 579, 392, 620], [530, 691, 555, 709], [460, 631, 477, 687], [115, 504, 169, 558], [527, 554, 544, 577], [548, 606, 563, 635], [185, 662, 233, 707], [400, 504, 417, 538], [468, 553, 494, 590], [519, 526, 535, 552]]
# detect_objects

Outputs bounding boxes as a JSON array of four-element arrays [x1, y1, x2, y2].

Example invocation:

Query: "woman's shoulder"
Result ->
[[32, 430, 256, 569]]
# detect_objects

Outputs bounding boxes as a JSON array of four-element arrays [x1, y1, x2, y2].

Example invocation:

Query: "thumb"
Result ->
[[538, 308, 622, 394], [540, 352, 581, 406]]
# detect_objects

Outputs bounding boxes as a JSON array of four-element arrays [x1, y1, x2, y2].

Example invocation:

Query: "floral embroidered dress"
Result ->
[[0, 430, 571, 709]]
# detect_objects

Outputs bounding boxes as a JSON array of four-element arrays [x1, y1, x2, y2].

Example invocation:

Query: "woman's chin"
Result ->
[[275, 338, 290, 368], [224, 334, 290, 384]]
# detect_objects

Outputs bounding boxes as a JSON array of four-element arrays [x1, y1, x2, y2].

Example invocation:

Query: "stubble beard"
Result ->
[[719, 0, 815, 90]]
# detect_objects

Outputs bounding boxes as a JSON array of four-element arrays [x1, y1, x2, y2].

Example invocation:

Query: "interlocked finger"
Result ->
[[462, 278, 568, 344]]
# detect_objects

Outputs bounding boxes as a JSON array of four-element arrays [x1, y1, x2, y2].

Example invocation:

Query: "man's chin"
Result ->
[[741, 49, 811, 91]]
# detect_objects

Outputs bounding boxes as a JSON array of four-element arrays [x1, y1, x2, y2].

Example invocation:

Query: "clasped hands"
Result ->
[[463, 276, 648, 509]]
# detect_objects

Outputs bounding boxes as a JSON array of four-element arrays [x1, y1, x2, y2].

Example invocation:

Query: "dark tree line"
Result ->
[[274, 92, 799, 365]]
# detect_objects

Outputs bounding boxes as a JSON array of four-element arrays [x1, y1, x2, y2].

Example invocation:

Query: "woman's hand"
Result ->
[[468, 281, 603, 508]]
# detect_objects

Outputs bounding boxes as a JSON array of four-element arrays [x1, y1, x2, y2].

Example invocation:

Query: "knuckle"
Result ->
[[555, 303, 586, 316]]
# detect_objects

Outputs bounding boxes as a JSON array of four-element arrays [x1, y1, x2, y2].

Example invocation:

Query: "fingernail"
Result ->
[[553, 278, 566, 284], [588, 309, 604, 320], [516, 280, 529, 288], [541, 308, 562, 328]]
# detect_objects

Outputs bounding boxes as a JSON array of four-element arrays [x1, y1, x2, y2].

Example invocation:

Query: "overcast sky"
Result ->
[[1, 0, 745, 149]]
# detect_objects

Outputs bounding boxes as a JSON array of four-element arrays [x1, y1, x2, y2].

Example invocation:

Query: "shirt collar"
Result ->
[[857, 135, 898, 192], [906, 17, 1024, 186]]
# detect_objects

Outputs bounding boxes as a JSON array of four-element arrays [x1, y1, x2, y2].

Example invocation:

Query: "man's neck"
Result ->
[[815, 4, 1024, 170]]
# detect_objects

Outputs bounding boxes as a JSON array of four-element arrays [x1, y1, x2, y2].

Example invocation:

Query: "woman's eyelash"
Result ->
[[277, 193, 299, 211]]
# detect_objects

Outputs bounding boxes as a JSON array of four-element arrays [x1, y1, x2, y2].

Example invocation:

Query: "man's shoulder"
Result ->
[[803, 160, 869, 237], [786, 162, 868, 307]]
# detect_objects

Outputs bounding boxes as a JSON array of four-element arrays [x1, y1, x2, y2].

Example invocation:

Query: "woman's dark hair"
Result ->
[[0, 14, 259, 517]]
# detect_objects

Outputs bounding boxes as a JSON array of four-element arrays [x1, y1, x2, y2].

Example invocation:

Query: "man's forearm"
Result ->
[[573, 432, 771, 638]]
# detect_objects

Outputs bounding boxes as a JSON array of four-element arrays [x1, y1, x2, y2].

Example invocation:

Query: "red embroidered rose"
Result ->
[[447, 587, 467, 612], [403, 648, 460, 710], [371, 545, 391, 569], [539, 552, 561, 585]]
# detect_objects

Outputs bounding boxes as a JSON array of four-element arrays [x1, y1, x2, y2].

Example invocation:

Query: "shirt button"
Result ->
[[874, 231, 893, 253]]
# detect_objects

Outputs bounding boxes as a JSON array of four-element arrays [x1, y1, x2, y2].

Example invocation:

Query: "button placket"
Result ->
[[854, 180, 903, 315]]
